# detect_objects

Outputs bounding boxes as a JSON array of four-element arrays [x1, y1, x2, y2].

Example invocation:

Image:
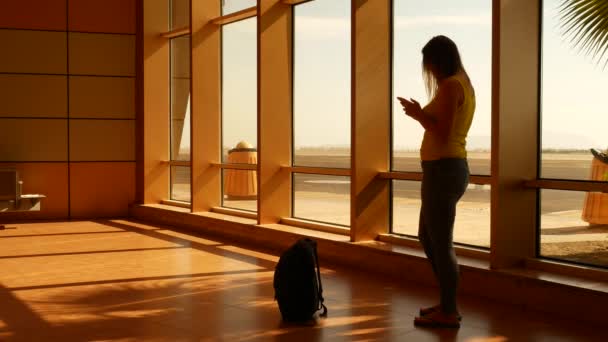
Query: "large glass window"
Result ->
[[170, 36, 191, 163], [221, 0, 256, 16], [221, 17, 257, 161], [392, 180, 491, 247], [540, 189, 608, 268], [541, 0, 607, 181], [169, 1, 191, 203], [171, 166, 191, 202], [390, 1, 492, 248], [539, 0, 608, 268], [392, 0, 492, 175], [171, 0, 189, 29], [293, 0, 351, 168], [291, 0, 351, 226], [293, 174, 350, 226], [221, 17, 257, 211]]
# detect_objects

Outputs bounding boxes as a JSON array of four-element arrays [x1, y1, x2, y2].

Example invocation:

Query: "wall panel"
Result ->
[[0, 0, 66, 31], [69, 120, 136, 161], [68, 0, 136, 34], [0, 30, 67, 74], [68, 33, 136, 76], [0, 74, 67, 118], [170, 0, 190, 29], [69, 76, 135, 119], [0, 119, 68, 162], [70, 162, 135, 218]]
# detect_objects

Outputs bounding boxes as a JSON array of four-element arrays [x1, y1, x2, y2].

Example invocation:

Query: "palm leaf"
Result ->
[[559, 0, 608, 68]]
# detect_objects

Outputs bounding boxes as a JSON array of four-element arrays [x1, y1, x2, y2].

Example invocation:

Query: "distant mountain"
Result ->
[[177, 131, 601, 156], [541, 131, 599, 150], [466, 131, 600, 151], [466, 135, 491, 150]]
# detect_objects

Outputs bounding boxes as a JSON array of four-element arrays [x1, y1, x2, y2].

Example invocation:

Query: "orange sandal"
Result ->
[[414, 311, 461, 329]]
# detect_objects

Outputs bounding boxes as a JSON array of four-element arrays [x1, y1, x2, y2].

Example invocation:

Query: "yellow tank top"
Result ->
[[420, 73, 475, 161]]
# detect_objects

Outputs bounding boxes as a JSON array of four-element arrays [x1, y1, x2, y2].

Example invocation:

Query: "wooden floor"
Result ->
[[0, 219, 605, 341]]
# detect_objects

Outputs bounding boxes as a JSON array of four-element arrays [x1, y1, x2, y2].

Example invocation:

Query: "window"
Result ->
[[169, 2, 191, 202], [539, 189, 608, 268], [392, 0, 492, 174], [392, 180, 491, 247], [221, 17, 257, 211], [293, 174, 350, 226], [171, 0, 189, 29], [221, 0, 256, 16], [291, 0, 351, 226], [221, 17, 257, 162], [540, 0, 607, 180], [390, 0, 492, 248], [538, 0, 608, 268], [293, 0, 351, 169], [170, 166, 190, 202]]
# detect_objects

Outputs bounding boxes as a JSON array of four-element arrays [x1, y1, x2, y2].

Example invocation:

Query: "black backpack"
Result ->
[[273, 238, 328, 322]]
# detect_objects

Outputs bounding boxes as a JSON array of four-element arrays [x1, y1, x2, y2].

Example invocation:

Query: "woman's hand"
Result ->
[[397, 97, 423, 119]]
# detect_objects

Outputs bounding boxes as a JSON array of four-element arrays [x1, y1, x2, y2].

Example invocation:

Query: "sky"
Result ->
[[179, 0, 608, 153]]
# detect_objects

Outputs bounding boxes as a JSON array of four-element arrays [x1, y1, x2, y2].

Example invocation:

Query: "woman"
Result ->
[[398, 35, 475, 329]]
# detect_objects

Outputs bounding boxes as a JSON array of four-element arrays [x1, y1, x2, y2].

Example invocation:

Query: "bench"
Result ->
[[0, 168, 45, 229]]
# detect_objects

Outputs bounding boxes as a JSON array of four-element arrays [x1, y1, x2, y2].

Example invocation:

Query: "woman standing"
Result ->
[[398, 35, 475, 329]]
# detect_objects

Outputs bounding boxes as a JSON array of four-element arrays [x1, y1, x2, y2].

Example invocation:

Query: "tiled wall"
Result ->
[[0, 0, 137, 219]]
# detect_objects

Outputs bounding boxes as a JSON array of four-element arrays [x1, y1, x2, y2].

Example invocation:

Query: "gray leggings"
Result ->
[[418, 158, 469, 314]]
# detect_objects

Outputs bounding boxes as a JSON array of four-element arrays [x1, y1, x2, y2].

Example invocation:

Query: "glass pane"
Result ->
[[171, 0, 189, 29], [293, 0, 351, 169], [540, 0, 607, 180], [293, 174, 350, 227], [540, 189, 608, 268], [171, 36, 191, 161], [392, 1, 492, 175], [221, 0, 256, 16], [222, 169, 257, 212], [171, 166, 191, 202], [392, 180, 490, 248], [222, 18, 257, 162]]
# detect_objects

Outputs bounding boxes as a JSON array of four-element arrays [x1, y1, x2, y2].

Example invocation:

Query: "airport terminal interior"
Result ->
[[1, 0, 608, 340]]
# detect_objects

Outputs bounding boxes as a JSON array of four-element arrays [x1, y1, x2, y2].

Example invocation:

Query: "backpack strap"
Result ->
[[312, 241, 328, 317]]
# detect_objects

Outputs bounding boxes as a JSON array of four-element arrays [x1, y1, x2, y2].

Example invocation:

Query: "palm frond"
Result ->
[[559, 0, 608, 68]]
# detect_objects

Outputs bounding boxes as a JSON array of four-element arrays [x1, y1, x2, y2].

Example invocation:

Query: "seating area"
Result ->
[[0, 169, 44, 229]]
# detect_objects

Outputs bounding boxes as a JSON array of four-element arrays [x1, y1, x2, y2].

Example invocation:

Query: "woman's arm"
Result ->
[[398, 78, 463, 141]]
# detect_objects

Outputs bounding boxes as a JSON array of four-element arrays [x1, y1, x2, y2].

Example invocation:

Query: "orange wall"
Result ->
[[0, 0, 137, 220]]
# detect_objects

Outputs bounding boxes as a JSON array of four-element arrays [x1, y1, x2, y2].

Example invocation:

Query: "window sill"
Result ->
[[279, 217, 350, 236], [211, 206, 257, 220], [160, 199, 191, 209], [524, 258, 608, 286], [377, 233, 490, 260]]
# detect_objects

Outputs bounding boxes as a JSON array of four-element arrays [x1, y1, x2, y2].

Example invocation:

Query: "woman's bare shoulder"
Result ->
[[439, 77, 464, 97]]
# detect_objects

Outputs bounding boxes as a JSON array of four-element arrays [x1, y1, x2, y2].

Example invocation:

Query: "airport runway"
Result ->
[[172, 154, 596, 214]]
